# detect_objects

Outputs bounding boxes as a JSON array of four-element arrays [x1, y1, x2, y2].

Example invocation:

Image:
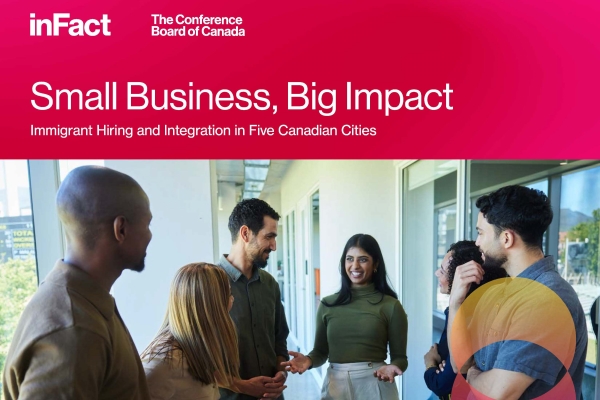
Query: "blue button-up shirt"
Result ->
[[472, 256, 587, 399]]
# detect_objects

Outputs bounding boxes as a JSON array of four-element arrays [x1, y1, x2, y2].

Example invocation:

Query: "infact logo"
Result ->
[[30, 13, 111, 36]]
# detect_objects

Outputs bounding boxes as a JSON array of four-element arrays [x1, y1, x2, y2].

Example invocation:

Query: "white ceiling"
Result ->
[[215, 160, 292, 196]]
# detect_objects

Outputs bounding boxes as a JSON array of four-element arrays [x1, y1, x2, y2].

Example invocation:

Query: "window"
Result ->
[[468, 160, 600, 366], [0, 161, 38, 399], [558, 165, 600, 365], [468, 161, 555, 244], [436, 204, 456, 311], [311, 191, 320, 323], [285, 212, 298, 340], [400, 160, 459, 314]]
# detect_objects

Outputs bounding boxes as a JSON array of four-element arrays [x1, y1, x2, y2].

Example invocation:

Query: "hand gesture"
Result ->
[[449, 261, 484, 308], [373, 364, 403, 383], [280, 351, 312, 374]]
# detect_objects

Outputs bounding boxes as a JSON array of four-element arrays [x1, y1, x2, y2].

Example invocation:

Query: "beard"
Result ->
[[482, 251, 507, 270], [252, 250, 271, 269], [130, 254, 146, 272]]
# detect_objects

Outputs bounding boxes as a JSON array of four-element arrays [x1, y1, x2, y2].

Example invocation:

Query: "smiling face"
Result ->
[[345, 246, 378, 288], [435, 251, 452, 294], [247, 216, 278, 269]]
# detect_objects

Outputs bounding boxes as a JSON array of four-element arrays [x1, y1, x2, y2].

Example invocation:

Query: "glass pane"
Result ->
[[468, 161, 554, 248], [287, 212, 297, 339], [300, 208, 307, 350], [558, 165, 600, 365], [436, 204, 456, 311], [311, 192, 320, 318], [310, 191, 321, 372], [278, 221, 285, 304], [244, 167, 269, 181], [470, 179, 550, 251], [0, 161, 38, 398], [402, 160, 458, 314]]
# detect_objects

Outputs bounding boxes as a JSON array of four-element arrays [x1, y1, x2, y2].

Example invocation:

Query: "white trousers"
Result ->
[[320, 362, 400, 400]]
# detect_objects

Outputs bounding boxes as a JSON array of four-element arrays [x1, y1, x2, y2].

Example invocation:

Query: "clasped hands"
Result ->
[[235, 371, 287, 400]]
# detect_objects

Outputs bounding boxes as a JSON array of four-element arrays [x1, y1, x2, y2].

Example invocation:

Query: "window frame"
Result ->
[[430, 160, 600, 371]]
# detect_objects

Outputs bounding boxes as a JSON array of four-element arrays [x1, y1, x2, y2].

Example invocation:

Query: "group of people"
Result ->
[[0, 165, 589, 400], [422, 186, 587, 400]]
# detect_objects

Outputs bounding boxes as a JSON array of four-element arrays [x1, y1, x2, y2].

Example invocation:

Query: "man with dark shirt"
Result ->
[[217, 198, 289, 400]]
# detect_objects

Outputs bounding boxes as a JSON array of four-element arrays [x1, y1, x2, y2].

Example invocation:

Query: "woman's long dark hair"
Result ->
[[323, 234, 398, 307]]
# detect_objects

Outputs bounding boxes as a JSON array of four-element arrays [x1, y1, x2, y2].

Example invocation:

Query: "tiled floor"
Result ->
[[283, 339, 321, 400]]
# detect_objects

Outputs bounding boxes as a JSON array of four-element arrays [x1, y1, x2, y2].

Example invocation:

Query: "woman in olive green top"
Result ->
[[281, 234, 408, 400]]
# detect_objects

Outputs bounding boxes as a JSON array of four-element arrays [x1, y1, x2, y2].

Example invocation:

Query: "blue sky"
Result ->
[[560, 165, 600, 217]]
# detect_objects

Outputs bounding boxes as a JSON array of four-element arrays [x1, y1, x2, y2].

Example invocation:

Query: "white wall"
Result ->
[[105, 160, 215, 351], [217, 181, 238, 257], [280, 160, 397, 299], [262, 190, 282, 276], [209, 161, 220, 263], [401, 180, 435, 399]]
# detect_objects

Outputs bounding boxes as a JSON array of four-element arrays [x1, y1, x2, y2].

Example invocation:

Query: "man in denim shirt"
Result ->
[[447, 185, 587, 399]]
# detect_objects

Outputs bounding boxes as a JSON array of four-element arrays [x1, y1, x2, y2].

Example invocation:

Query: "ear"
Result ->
[[374, 260, 380, 271], [239, 225, 252, 244], [113, 216, 127, 243], [503, 230, 515, 249]]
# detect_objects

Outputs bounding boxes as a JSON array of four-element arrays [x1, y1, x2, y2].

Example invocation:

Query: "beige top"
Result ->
[[2, 260, 150, 400], [142, 347, 220, 400]]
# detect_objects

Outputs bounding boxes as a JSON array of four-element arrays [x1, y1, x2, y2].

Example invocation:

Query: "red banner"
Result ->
[[1, 0, 599, 158]]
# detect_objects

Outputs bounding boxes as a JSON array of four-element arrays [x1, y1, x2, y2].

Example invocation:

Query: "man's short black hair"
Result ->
[[228, 198, 280, 243], [476, 185, 553, 249]]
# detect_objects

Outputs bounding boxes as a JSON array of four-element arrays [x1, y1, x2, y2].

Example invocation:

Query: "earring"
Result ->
[[374, 269, 378, 273]]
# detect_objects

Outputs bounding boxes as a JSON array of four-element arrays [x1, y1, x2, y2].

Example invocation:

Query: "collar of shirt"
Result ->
[[219, 254, 261, 283], [500, 256, 556, 298], [517, 255, 555, 280], [45, 260, 116, 320]]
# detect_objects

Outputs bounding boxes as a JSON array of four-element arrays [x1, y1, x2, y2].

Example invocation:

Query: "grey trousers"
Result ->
[[320, 362, 400, 400]]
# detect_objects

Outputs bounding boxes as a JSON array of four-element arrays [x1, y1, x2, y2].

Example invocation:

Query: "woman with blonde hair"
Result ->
[[141, 262, 239, 400]]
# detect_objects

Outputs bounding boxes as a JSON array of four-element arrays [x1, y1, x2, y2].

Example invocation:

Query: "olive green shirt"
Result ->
[[308, 284, 408, 371], [2, 260, 150, 400], [217, 255, 289, 400]]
